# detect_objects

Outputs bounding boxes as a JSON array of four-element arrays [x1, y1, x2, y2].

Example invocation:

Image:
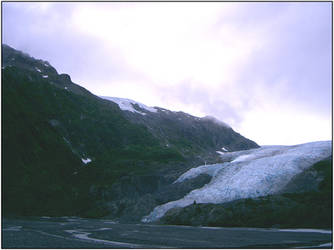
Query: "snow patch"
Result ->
[[159, 108, 169, 112], [222, 147, 228, 152], [100, 96, 157, 115], [142, 141, 331, 222], [35, 67, 42, 72], [216, 151, 225, 155], [81, 158, 92, 164], [63, 137, 70, 144], [42, 75, 48, 78], [64, 87, 68, 90]]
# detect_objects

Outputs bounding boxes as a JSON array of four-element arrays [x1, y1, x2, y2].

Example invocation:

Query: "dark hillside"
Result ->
[[2, 65, 172, 215], [2, 44, 259, 220]]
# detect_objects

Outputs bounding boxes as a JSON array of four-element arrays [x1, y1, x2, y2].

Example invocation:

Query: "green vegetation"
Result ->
[[2, 66, 184, 216]]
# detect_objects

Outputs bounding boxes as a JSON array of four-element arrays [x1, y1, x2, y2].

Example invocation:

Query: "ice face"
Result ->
[[142, 141, 332, 222]]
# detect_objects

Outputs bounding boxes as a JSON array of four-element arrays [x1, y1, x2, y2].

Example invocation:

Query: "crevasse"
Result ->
[[141, 141, 331, 223]]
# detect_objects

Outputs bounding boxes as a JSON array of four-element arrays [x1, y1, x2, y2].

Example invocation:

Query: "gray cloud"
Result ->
[[2, 2, 331, 145], [2, 3, 131, 90]]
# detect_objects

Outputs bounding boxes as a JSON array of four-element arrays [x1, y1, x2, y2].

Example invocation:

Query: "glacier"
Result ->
[[142, 141, 331, 223]]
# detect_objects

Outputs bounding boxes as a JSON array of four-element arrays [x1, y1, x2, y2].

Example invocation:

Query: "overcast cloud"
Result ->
[[2, 2, 332, 145]]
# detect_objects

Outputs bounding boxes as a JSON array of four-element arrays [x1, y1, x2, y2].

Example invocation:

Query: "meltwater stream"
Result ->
[[2, 216, 332, 248], [142, 141, 331, 222]]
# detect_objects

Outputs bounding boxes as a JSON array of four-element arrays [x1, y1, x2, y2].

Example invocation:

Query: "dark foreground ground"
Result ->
[[2, 216, 332, 248]]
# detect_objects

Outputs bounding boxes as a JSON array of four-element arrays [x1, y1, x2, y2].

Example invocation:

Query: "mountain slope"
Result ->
[[2, 44, 258, 219], [2, 54, 167, 216], [100, 96, 259, 168]]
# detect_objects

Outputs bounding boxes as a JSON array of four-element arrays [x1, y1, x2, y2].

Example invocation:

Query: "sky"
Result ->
[[2, 2, 332, 145]]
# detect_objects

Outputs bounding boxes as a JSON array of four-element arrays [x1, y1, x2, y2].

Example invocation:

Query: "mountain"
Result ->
[[4, 45, 330, 229], [2, 44, 258, 219], [100, 96, 258, 164]]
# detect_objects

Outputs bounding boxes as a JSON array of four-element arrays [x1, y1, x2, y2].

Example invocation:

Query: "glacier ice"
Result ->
[[173, 163, 224, 184], [142, 141, 332, 222]]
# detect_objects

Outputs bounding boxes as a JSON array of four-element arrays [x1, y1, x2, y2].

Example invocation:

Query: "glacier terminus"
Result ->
[[142, 141, 332, 222]]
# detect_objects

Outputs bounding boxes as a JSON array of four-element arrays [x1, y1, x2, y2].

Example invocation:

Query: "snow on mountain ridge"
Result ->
[[142, 141, 332, 223], [100, 96, 157, 115], [100, 97, 235, 131]]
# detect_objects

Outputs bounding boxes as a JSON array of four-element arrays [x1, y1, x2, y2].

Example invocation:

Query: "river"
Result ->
[[2, 216, 332, 248]]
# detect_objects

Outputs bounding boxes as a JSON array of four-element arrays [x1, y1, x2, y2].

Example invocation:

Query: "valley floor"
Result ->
[[2, 216, 332, 248]]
